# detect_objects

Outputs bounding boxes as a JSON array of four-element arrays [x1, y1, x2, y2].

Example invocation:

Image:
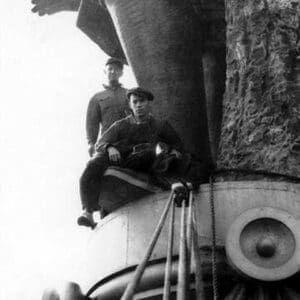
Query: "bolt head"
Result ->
[[256, 237, 276, 258]]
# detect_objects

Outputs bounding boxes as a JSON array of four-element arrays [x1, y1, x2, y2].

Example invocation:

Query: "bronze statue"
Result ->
[[33, 0, 300, 299], [32, 0, 226, 165]]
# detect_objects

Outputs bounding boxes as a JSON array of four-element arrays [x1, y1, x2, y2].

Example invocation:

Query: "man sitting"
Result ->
[[77, 87, 185, 228]]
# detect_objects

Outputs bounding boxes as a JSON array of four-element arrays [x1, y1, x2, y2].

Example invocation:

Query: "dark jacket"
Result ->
[[95, 115, 184, 158], [86, 84, 127, 145]]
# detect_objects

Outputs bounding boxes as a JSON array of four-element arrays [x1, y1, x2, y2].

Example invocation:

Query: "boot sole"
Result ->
[[77, 216, 97, 229]]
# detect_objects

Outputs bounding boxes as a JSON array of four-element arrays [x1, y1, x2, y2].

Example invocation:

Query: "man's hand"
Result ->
[[107, 146, 121, 163], [170, 149, 183, 159], [88, 144, 95, 157]]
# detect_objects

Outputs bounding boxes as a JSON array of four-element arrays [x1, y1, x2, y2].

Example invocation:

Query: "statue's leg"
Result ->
[[218, 0, 300, 178], [104, 0, 212, 167], [202, 45, 226, 163], [193, 2, 226, 164]]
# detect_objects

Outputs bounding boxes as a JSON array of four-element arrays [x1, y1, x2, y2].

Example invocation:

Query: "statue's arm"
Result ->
[[76, 0, 126, 61], [31, 0, 80, 16], [31, 0, 126, 61]]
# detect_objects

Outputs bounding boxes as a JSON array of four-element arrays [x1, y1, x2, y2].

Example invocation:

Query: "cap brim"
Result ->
[[127, 91, 154, 101], [105, 60, 124, 69]]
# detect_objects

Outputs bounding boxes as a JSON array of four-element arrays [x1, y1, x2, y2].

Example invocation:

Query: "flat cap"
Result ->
[[105, 57, 124, 69], [126, 87, 154, 101]]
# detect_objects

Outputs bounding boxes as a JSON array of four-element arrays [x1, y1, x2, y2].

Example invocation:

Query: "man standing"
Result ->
[[78, 87, 184, 228], [86, 57, 127, 157]]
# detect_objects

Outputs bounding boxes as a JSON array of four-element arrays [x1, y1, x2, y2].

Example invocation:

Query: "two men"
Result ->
[[86, 57, 127, 157], [78, 87, 185, 228]]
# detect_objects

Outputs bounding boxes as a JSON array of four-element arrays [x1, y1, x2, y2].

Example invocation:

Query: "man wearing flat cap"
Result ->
[[78, 87, 185, 228], [85, 57, 128, 157]]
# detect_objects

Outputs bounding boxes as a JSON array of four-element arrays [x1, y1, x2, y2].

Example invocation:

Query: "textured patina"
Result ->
[[32, 2, 300, 299], [31, 0, 227, 166], [218, 0, 300, 178]]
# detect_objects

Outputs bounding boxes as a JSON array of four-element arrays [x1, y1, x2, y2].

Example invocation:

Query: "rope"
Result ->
[[186, 188, 194, 288], [121, 190, 175, 300], [209, 175, 218, 300], [192, 204, 205, 300], [163, 198, 175, 300], [186, 188, 194, 255], [177, 198, 188, 300]]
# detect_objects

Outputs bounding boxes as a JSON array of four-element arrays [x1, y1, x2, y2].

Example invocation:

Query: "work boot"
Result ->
[[77, 210, 97, 229], [99, 207, 108, 219]]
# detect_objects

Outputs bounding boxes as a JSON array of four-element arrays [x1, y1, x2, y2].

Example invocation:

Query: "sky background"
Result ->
[[0, 2, 136, 299]]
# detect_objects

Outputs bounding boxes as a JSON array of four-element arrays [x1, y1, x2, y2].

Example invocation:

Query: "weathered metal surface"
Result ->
[[99, 167, 162, 213], [81, 181, 300, 297], [32, 0, 227, 165], [218, 0, 300, 177], [84, 251, 234, 300], [226, 207, 299, 281], [224, 283, 300, 300], [78, 0, 227, 164], [103, 0, 212, 163], [76, 0, 126, 61], [195, 181, 300, 244], [192, 0, 226, 163], [31, 1, 300, 298]]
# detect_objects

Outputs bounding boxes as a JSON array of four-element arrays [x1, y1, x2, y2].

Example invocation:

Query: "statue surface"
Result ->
[[218, 0, 300, 179], [32, 0, 300, 299], [32, 0, 227, 166]]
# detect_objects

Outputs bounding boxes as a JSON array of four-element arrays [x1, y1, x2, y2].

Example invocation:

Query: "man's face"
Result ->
[[104, 63, 123, 83], [129, 94, 150, 119]]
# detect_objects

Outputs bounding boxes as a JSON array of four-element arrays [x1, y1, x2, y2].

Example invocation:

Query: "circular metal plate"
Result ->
[[226, 207, 300, 281]]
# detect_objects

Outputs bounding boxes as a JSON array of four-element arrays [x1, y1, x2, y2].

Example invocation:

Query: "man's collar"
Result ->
[[103, 83, 122, 91], [129, 114, 153, 124]]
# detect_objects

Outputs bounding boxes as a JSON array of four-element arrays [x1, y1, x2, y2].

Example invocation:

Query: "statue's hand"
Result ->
[[31, 0, 80, 16]]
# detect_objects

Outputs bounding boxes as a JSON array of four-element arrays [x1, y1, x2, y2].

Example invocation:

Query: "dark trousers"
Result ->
[[79, 150, 208, 211], [79, 152, 110, 211], [79, 150, 156, 212]]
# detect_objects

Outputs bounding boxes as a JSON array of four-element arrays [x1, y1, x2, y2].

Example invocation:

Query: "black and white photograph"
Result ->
[[0, 0, 299, 299]]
